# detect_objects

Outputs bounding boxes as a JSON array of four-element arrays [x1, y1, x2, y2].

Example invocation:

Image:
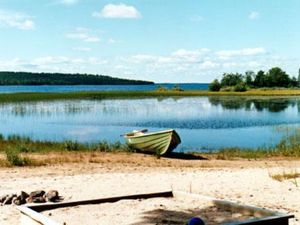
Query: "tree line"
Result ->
[[0, 72, 154, 85], [209, 67, 299, 92]]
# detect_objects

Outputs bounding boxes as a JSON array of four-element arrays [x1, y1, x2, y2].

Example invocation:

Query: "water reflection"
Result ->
[[0, 97, 300, 150], [208, 97, 297, 112]]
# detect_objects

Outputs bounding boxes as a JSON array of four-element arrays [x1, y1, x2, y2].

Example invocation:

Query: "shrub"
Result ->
[[172, 85, 184, 92], [64, 140, 80, 151], [209, 79, 221, 92], [94, 141, 111, 152], [234, 82, 247, 92], [156, 85, 168, 92], [220, 86, 233, 92], [5, 148, 31, 166]]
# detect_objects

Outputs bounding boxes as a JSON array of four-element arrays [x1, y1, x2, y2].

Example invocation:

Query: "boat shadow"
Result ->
[[164, 152, 208, 160]]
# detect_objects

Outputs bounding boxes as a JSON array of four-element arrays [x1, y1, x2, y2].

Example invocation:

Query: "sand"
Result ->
[[42, 197, 260, 225], [0, 156, 299, 225]]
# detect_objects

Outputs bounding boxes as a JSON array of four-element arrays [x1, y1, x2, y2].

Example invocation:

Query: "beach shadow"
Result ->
[[129, 206, 243, 225], [164, 152, 208, 160]]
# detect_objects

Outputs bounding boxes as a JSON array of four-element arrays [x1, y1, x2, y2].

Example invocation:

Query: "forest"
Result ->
[[0, 72, 154, 85], [209, 67, 299, 92]]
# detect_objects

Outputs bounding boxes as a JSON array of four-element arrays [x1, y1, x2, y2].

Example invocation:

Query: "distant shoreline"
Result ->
[[0, 71, 154, 85], [0, 89, 300, 103]]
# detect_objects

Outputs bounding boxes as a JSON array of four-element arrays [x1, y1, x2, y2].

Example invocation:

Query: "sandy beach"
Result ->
[[0, 154, 299, 225]]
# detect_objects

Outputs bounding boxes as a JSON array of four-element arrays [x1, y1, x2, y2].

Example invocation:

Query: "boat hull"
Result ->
[[124, 129, 181, 155]]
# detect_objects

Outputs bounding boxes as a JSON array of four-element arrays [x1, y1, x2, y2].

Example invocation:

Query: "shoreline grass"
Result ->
[[1, 134, 300, 167], [1, 89, 300, 103]]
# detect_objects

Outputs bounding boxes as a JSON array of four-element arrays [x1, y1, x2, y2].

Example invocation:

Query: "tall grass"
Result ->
[[0, 89, 300, 103], [5, 147, 32, 166]]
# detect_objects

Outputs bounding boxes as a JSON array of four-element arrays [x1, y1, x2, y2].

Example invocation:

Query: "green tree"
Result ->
[[209, 79, 221, 92], [253, 70, 266, 87], [245, 71, 255, 87], [233, 82, 247, 92], [266, 67, 290, 87], [220, 73, 243, 87]]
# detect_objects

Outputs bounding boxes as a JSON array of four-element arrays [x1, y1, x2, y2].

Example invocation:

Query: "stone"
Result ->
[[12, 191, 29, 205], [3, 194, 17, 205], [44, 190, 59, 202], [0, 195, 8, 203], [29, 190, 45, 198], [12, 196, 21, 206], [19, 191, 29, 203], [26, 196, 46, 203]]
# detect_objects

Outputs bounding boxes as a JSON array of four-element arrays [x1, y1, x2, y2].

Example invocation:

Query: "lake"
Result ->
[[0, 96, 299, 152], [0, 83, 208, 93]]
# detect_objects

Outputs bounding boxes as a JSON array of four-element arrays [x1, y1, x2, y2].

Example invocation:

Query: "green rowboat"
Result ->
[[124, 129, 181, 155]]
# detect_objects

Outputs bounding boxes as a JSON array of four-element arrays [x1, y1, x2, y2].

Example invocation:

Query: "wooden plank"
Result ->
[[173, 191, 281, 217], [17, 206, 60, 225], [230, 215, 294, 225], [28, 190, 173, 212]]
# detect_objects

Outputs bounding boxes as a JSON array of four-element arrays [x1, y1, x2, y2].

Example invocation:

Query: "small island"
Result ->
[[0, 71, 154, 85], [209, 67, 299, 92]]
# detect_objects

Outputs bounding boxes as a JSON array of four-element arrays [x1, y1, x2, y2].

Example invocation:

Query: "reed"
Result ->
[[0, 89, 300, 103]]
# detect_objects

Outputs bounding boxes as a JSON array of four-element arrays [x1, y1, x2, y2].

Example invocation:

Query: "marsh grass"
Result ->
[[5, 147, 33, 166], [0, 135, 134, 166], [1, 89, 300, 103], [1, 125, 300, 167]]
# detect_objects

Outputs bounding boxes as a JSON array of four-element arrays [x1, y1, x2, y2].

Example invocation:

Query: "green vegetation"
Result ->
[[5, 147, 32, 166], [0, 71, 153, 85], [214, 127, 300, 159], [1, 128, 300, 167], [209, 67, 299, 92], [2, 89, 300, 104], [208, 79, 221, 91], [0, 135, 131, 154]]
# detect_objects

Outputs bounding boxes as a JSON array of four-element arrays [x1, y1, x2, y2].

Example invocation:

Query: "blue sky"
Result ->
[[0, 0, 299, 82]]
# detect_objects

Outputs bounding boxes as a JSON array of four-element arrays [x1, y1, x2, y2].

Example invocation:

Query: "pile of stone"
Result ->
[[0, 190, 60, 206]]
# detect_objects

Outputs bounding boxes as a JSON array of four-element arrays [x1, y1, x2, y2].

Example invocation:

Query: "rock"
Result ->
[[29, 190, 45, 198], [12, 192, 29, 205], [0, 195, 8, 203], [44, 190, 59, 202], [12, 196, 21, 205], [3, 194, 17, 205], [19, 191, 29, 204], [26, 196, 46, 203]]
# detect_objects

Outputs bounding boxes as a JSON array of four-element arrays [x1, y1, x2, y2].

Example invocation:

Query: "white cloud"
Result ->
[[66, 27, 100, 43], [216, 47, 266, 59], [0, 10, 35, 30], [93, 3, 141, 19], [249, 11, 260, 20], [0, 47, 295, 82]]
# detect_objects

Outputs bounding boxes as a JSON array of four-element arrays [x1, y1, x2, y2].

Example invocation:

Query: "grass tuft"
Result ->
[[5, 147, 32, 166]]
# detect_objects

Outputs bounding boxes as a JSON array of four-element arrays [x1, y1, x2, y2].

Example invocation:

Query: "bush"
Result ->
[[220, 86, 234, 92], [156, 85, 168, 92], [209, 79, 221, 92], [234, 82, 247, 92], [172, 85, 184, 92], [5, 148, 31, 166], [64, 140, 80, 151]]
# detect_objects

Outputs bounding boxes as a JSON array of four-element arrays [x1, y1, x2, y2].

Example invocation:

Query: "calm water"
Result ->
[[0, 83, 208, 93], [1, 96, 300, 152]]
